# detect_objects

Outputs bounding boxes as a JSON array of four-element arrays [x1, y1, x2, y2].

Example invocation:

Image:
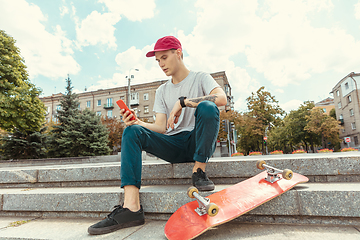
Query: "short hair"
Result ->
[[171, 49, 183, 59]]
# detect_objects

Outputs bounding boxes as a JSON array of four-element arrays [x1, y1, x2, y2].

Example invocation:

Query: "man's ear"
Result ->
[[176, 49, 182, 58]]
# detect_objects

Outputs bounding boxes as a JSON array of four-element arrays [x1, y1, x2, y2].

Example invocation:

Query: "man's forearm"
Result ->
[[185, 94, 226, 108], [138, 120, 166, 134]]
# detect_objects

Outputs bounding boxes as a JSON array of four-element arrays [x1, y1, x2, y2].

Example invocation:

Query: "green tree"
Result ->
[[267, 122, 292, 154], [48, 76, 79, 157], [67, 109, 111, 156], [305, 108, 341, 149], [48, 76, 110, 157], [330, 108, 337, 120], [0, 30, 45, 133], [237, 113, 263, 154], [243, 86, 285, 154], [0, 127, 48, 160], [283, 101, 321, 152]]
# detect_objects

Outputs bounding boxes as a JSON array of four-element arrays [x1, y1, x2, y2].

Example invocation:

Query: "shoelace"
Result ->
[[197, 169, 208, 180], [107, 205, 124, 218]]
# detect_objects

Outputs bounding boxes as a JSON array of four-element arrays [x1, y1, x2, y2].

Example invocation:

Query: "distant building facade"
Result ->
[[41, 71, 234, 124], [313, 97, 334, 115], [330, 72, 360, 148]]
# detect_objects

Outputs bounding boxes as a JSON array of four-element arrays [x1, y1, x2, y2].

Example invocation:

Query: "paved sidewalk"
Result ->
[[0, 217, 359, 240]]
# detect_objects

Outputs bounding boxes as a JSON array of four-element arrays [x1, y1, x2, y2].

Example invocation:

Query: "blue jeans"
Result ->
[[120, 101, 220, 189]]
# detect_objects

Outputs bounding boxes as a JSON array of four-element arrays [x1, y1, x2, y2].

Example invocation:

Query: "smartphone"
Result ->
[[116, 99, 136, 121]]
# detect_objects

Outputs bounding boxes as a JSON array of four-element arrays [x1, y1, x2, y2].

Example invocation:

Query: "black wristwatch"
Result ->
[[179, 96, 187, 108]]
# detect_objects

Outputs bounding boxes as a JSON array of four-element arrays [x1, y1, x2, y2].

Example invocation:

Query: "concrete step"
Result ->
[[1, 152, 359, 188], [0, 182, 359, 226]]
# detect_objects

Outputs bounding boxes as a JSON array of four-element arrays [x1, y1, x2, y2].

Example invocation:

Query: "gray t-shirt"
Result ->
[[153, 71, 220, 136]]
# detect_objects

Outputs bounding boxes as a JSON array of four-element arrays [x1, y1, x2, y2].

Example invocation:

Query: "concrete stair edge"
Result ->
[[1, 154, 360, 187], [0, 183, 359, 225]]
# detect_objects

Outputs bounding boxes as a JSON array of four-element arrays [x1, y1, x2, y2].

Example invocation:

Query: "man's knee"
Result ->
[[122, 125, 143, 139], [196, 101, 219, 119]]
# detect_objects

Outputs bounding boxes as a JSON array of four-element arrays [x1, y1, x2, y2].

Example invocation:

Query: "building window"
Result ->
[[78, 103, 81, 110], [355, 136, 359, 145], [348, 95, 352, 103], [96, 111, 101, 116], [144, 93, 149, 101], [345, 82, 349, 90], [350, 108, 354, 116], [336, 90, 340, 97], [131, 92, 139, 100], [144, 105, 149, 114], [338, 102, 341, 109], [351, 122, 356, 130], [130, 92, 139, 105], [224, 84, 229, 95], [107, 110, 112, 118], [86, 101, 91, 108], [97, 100, 101, 106], [106, 98, 113, 107], [323, 108, 326, 113], [120, 96, 125, 100], [56, 105, 61, 111]]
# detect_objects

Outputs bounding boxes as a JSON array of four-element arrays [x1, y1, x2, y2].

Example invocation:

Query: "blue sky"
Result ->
[[1, 0, 360, 112]]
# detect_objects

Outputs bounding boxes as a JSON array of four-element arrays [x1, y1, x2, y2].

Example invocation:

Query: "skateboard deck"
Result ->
[[164, 169, 309, 240]]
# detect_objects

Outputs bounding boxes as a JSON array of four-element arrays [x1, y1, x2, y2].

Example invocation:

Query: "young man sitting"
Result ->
[[88, 36, 227, 235]]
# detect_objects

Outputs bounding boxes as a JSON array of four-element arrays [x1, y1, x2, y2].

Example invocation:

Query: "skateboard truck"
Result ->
[[256, 160, 293, 183], [187, 187, 219, 217]]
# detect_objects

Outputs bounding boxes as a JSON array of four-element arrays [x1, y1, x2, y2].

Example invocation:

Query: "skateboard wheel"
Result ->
[[206, 203, 219, 217], [256, 160, 266, 170], [282, 169, 293, 180], [187, 186, 199, 198]]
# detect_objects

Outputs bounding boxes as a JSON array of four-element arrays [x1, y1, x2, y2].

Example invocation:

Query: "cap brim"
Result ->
[[146, 48, 176, 57], [146, 51, 156, 57]]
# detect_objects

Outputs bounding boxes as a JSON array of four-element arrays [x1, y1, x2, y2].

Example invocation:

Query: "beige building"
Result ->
[[313, 97, 334, 115], [330, 72, 360, 148], [41, 71, 233, 123]]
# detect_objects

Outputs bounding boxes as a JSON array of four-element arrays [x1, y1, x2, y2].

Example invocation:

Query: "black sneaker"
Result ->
[[192, 168, 215, 191], [88, 205, 145, 235]]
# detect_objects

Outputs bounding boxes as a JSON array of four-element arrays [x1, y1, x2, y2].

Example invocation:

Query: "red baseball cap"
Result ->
[[146, 36, 182, 57]]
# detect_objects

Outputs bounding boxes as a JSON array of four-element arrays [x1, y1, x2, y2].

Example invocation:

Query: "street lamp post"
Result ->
[[127, 68, 139, 107]]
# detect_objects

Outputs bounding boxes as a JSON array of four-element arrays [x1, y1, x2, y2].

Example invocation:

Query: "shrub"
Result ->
[[341, 147, 358, 152], [270, 150, 283, 155], [317, 148, 333, 153], [231, 152, 244, 157], [292, 149, 306, 154], [249, 151, 262, 156]]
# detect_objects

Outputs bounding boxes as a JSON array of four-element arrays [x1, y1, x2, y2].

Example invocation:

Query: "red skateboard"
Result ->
[[164, 160, 309, 240]]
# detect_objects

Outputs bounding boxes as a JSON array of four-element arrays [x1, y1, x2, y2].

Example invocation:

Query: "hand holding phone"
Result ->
[[116, 99, 136, 121]]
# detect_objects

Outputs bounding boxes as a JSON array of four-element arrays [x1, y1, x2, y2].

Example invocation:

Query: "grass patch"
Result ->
[[8, 220, 31, 227]]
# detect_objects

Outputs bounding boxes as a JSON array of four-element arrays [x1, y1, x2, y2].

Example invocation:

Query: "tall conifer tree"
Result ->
[[48, 76, 110, 157]]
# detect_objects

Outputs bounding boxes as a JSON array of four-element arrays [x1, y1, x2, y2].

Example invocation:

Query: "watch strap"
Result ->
[[179, 96, 187, 108]]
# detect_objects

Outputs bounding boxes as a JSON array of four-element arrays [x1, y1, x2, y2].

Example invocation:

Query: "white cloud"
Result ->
[[0, 0, 80, 79], [75, 11, 120, 49], [59, 5, 69, 17], [74, 0, 156, 49], [99, 0, 156, 22], [355, 1, 360, 20], [280, 99, 303, 113]]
